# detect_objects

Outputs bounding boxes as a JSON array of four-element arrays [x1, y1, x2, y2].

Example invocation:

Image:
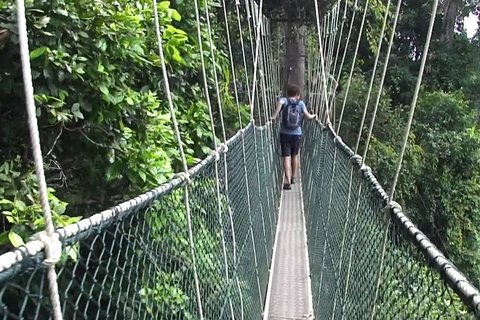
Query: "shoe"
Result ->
[[283, 183, 291, 190], [291, 177, 296, 184]]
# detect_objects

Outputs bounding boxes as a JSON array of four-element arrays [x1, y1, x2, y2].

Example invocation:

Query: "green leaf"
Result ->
[[55, 8, 68, 16], [14, 200, 27, 211], [126, 97, 134, 105], [159, 1, 171, 10], [71, 103, 84, 119], [171, 9, 181, 21], [66, 217, 82, 224], [0, 199, 13, 205], [99, 85, 109, 95], [66, 246, 78, 260], [8, 231, 25, 247], [138, 170, 147, 182], [30, 47, 47, 60]]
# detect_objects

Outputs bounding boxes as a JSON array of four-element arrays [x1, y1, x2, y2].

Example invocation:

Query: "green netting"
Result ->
[[0, 123, 282, 320], [301, 121, 480, 320], [2, 117, 480, 320]]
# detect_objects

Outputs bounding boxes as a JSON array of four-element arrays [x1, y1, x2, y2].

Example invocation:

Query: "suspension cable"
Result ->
[[337, 0, 369, 134], [17, 0, 63, 319], [314, 0, 332, 125], [362, 0, 403, 162], [354, 0, 391, 154], [153, 1, 203, 319]]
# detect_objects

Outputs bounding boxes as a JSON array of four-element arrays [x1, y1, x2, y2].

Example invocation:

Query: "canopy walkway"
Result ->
[[1, 0, 480, 319]]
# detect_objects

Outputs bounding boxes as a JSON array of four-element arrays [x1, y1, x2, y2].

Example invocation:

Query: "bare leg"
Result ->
[[292, 154, 299, 179], [283, 156, 291, 184]]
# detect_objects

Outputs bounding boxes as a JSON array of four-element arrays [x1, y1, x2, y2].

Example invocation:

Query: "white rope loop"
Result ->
[[30, 232, 62, 266], [17, 1, 64, 319]]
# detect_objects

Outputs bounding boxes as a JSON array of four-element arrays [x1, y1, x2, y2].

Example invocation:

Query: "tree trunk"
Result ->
[[440, 0, 459, 45], [283, 21, 306, 95]]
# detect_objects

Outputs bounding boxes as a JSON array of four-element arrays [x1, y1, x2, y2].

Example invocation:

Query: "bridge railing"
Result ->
[[302, 121, 480, 320], [0, 122, 282, 320]]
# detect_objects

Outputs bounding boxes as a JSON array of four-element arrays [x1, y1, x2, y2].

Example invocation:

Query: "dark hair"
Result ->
[[286, 84, 301, 97]]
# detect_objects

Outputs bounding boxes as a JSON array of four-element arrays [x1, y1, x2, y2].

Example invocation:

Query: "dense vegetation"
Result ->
[[0, 0, 258, 252]]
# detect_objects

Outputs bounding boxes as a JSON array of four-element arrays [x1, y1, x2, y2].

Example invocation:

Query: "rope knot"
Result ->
[[350, 154, 362, 165], [385, 201, 402, 212], [178, 172, 192, 185], [385, 201, 402, 219], [360, 164, 371, 173], [333, 136, 343, 144], [219, 143, 229, 154], [213, 150, 221, 162], [30, 231, 62, 267]]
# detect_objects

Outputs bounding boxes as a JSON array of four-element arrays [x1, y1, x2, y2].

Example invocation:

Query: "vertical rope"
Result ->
[[370, 1, 439, 319], [362, 0, 402, 161], [236, 0, 252, 105], [152, 2, 204, 319], [314, 0, 332, 125], [194, 0, 236, 318], [221, 1, 245, 318], [16, 1, 63, 319], [336, 0, 396, 315], [225, 0, 243, 128], [330, 0, 348, 86], [247, 0, 270, 311], [249, 0, 265, 120], [354, 0, 391, 154], [388, 0, 438, 201], [337, 0, 369, 134]]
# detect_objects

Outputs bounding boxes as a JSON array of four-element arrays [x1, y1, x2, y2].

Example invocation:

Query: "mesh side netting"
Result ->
[[301, 122, 480, 320], [0, 123, 282, 320]]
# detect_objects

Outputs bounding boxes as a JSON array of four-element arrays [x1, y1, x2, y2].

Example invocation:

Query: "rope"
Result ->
[[247, 0, 269, 310], [354, 0, 391, 154], [370, 2, 439, 318], [330, 0, 348, 88], [237, 0, 252, 104], [249, 0, 265, 120], [203, 1, 227, 143], [16, 1, 63, 319], [314, 0, 332, 126], [194, 0, 237, 318], [362, 0, 403, 161], [338, 0, 400, 314], [337, 0, 369, 134], [152, 2, 204, 319], [388, 0, 438, 202], [225, 0, 243, 129]]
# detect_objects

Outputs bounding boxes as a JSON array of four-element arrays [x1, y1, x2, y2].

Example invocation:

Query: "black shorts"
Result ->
[[280, 134, 302, 157]]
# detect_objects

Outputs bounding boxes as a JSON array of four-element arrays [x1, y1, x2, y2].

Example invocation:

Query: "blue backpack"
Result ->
[[282, 99, 302, 129]]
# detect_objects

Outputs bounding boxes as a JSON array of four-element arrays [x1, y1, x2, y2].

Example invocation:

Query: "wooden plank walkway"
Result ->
[[264, 176, 313, 320]]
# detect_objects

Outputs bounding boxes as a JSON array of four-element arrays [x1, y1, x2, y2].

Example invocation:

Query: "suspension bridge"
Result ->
[[1, 0, 480, 319]]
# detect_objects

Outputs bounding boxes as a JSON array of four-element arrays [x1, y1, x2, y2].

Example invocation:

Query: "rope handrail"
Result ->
[[0, 121, 256, 280], [322, 121, 480, 318]]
